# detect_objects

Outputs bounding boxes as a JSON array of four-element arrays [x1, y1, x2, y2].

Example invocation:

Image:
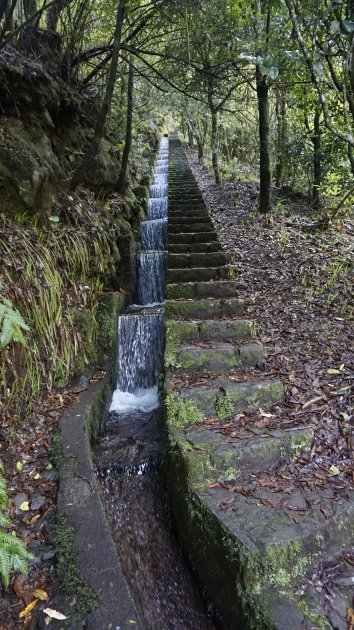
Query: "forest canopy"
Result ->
[[1, 0, 354, 215]]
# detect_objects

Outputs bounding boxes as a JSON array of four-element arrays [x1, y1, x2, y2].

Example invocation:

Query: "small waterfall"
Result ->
[[150, 183, 168, 198], [117, 315, 165, 392], [136, 251, 167, 306], [141, 219, 167, 250], [110, 136, 168, 414], [148, 197, 168, 219]]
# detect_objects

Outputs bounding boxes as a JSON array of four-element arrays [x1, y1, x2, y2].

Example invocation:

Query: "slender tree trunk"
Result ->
[[117, 55, 134, 193], [211, 107, 221, 184], [312, 108, 321, 209], [275, 91, 286, 188], [187, 124, 194, 149], [197, 138, 204, 162], [70, 0, 126, 190], [256, 64, 271, 213], [23, 0, 36, 19], [348, 144, 354, 177]]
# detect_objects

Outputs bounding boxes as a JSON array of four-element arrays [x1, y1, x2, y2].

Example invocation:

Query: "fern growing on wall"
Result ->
[[0, 460, 33, 588], [0, 287, 29, 351]]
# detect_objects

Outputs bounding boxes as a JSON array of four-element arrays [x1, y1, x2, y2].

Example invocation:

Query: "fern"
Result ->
[[0, 288, 29, 351], [0, 459, 33, 589]]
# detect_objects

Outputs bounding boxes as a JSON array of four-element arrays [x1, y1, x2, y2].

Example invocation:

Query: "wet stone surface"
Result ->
[[93, 410, 215, 630]]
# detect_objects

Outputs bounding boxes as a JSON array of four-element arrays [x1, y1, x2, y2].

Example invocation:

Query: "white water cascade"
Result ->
[[110, 137, 168, 413]]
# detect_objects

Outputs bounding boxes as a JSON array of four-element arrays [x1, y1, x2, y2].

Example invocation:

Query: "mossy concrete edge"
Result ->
[[57, 372, 141, 630]]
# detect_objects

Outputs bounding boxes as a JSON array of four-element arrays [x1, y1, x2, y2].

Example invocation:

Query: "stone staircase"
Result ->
[[164, 138, 354, 630], [166, 137, 283, 422]]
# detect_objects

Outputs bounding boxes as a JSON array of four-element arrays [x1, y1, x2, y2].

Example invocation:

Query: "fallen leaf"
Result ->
[[259, 409, 274, 418], [32, 589, 48, 601], [320, 505, 332, 519], [43, 608, 68, 620], [29, 513, 42, 526], [329, 465, 340, 476], [327, 369, 341, 375], [19, 600, 37, 618], [347, 607, 354, 629], [19, 502, 30, 511]]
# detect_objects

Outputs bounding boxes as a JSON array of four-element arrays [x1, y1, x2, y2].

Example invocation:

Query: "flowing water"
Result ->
[[93, 137, 215, 629]]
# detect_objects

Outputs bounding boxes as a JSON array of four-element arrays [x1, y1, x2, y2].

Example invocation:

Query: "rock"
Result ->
[[12, 493, 28, 511], [0, 118, 62, 216], [30, 494, 46, 510]]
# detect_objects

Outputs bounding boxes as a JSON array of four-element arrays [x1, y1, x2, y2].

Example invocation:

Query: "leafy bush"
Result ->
[[0, 289, 29, 351], [0, 460, 32, 589]]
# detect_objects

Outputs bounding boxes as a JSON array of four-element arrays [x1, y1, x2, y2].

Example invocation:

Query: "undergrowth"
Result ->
[[0, 190, 123, 420], [0, 459, 33, 589]]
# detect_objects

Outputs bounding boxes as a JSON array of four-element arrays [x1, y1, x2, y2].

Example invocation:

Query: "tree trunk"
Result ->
[[274, 91, 286, 188], [312, 108, 321, 209], [117, 56, 134, 194], [23, 0, 36, 19], [70, 0, 126, 190], [197, 138, 204, 162], [256, 64, 271, 213], [210, 107, 221, 184]]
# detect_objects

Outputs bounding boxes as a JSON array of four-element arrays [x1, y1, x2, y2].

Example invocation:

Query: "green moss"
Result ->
[[51, 514, 100, 616], [215, 394, 237, 419], [49, 434, 63, 468], [296, 599, 331, 629], [166, 393, 203, 427]]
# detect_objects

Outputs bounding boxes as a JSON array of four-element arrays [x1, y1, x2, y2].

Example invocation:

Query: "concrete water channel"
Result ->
[[93, 136, 216, 629]]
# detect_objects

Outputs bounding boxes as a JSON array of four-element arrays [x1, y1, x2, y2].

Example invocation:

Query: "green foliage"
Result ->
[[0, 460, 33, 589], [0, 289, 29, 351]]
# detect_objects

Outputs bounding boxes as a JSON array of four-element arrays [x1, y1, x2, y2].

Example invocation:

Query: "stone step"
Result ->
[[168, 222, 213, 234], [167, 377, 284, 419], [167, 280, 239, 300], [173, 342, 264, 374], [169, 232, 218, 244], [169, 243, 222, 254], [166, 297, 244, 319], [185, 426, 313, 478], [169, 194, 204, 202], [166, 319, 255, 343], [168, 266, 231, 283], [168, 216, 211, 225], [169, 210, 209, 218], [168, 252, 228, 269]]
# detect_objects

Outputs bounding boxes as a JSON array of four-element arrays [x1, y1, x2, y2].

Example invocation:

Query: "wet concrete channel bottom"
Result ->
[[93, 407, 216, 630]]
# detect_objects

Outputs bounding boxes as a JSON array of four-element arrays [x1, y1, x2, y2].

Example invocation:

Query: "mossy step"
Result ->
[[169, 195, 204, 203], [166, 319, 255, 343], [173, 342, 263, 374], [168, 252, 228, 269], [166, 297, 244, 319], [168, 222, 213, 234], [166, 377, 284, 420], [167, 421, 354, 629], [169, 216, 211, 225], [185, 426, 313, 478], [169, 243, 222, 254], [167, 280, 239, 299], [169, 207, 208, 215], [168, 266, 231, 283], [169, 232, 218, 244]]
